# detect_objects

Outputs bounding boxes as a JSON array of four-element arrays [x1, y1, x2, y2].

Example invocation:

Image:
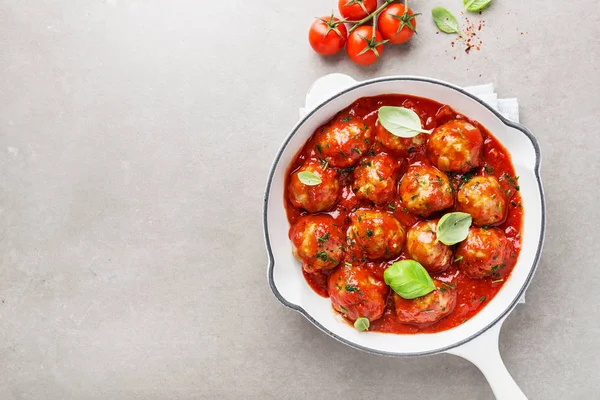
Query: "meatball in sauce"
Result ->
[[399, 163, 454, 217], [347, 210, 406, 261], [427, 120, 483, 173], [352, 153, 402, 205], [289, 215, 344, 274], [457, 176, 507, 226], [394, 280, 457, 327], [328, 263, 388, 323], [313, 118, 372, 168], [405, 220, 453, 273], [455, 227, 510, 279], [376, 120, 428, 156], [288, 159, 340, 213]]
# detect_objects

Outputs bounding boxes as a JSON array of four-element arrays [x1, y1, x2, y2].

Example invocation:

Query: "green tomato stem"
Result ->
[[347, 0, 394, 33]]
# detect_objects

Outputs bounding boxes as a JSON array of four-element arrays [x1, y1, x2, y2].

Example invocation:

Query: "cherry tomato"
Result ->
[[378, 3, 419, 44], [346, 26, 385, 66], [308, 15, 348, 56], [338, 0, 378, 20]]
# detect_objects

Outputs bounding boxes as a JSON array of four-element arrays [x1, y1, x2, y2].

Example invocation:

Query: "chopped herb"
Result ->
[[366, 229, 373, 237], [491, 265, 500, 271], [402, 207, 410, 213], [408, 147, 415, 154], [424, 309, 435, 313], [458, 128, 465, 139], [442, 282, 455, 290], [503, 173, 520, 191], [341, 116, 352, 122], [492, 279, 504, 283], [519, 203, 523, 210], [388, 204, 396, 211], [338, 151, 347, 158], [511, 201, 517, 207], [441, 306, 446, 312], [317, 233, 330, 243], [364, 138, 370, 144], [462, 318, 468, 324], [482, 225, 489, 230], [454, 256, 463, 262], [339, 166, 354, 174], [318, 157, 329, 169], [315, 251, 329, 261], [440, 287, 447, 293], [484, 164, 494, 174], [363, 123, 369, 131], [497, 202, 502, 211], [345, 262, 352, 267], [368, 150, 376, 156], [339, 305, 348, 314], [479, 296, 486, 302], [411, 195, 418, 200], [345, 284, 360, 293], [351, 147, 362, 155], [316, 143, 323, 154]]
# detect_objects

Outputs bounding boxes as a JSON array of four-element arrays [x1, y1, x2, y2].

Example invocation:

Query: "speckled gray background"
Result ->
[[1, 0, 598, 399]]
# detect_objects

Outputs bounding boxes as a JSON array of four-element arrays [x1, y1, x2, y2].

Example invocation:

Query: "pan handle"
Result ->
[[301, 73, 358, 117], [445, 317, 528, 400]]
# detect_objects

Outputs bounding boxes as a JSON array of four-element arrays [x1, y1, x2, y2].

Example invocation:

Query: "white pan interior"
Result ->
[[265, 77, 544, 355]]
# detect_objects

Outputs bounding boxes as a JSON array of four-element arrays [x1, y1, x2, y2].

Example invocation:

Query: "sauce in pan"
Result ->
[[285, 94, 523, 334]]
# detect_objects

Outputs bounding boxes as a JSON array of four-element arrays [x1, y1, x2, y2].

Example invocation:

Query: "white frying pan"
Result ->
[[263, 74, 545, 400]]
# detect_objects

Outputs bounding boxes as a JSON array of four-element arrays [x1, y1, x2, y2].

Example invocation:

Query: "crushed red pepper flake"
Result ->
[[458, 13, 485, 55]]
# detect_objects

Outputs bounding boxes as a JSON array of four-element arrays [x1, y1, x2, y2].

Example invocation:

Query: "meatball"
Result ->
[[375, 121, 427, 156], [352, 153, 402, 205], [288, 160, 341, 213], [427, 120, 483, 173], [457, 176, 507, 226], [406, 220, 453, 273], [289, 215, 344, 274], [328, 263, 388, 322], [399, 164, 454, 217], [394, 280, 457, 327], [455, 227, 509, 279], [313, 119, 372, 168], [347, 210, 406, 261]]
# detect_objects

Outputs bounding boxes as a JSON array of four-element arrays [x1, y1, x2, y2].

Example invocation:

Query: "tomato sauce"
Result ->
[[285, 94, 523, 334]]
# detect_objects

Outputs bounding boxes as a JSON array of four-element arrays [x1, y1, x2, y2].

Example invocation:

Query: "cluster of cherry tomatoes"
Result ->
[[308, 0, 419, 66]]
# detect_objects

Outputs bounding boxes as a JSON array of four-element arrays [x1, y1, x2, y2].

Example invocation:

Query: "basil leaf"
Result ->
[[384, 260, 436, 300], [354, 317, 370, 331], [432, 7, 465, 38], [377, 106, 433, 138], [436, 212, 472, 245], [297, 171, 322, 186], [464, 0, 491, 12]]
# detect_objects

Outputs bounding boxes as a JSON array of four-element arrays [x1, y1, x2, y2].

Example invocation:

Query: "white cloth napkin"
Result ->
[[300, 81, 525, 304], [464, 83, 520, 123]]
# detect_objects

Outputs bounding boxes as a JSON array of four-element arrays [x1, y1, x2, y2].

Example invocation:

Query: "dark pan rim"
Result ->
[[263, 75, 546, 357]]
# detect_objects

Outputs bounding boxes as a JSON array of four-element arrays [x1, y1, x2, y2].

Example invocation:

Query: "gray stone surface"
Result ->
[[0, 0, 598, 399]]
